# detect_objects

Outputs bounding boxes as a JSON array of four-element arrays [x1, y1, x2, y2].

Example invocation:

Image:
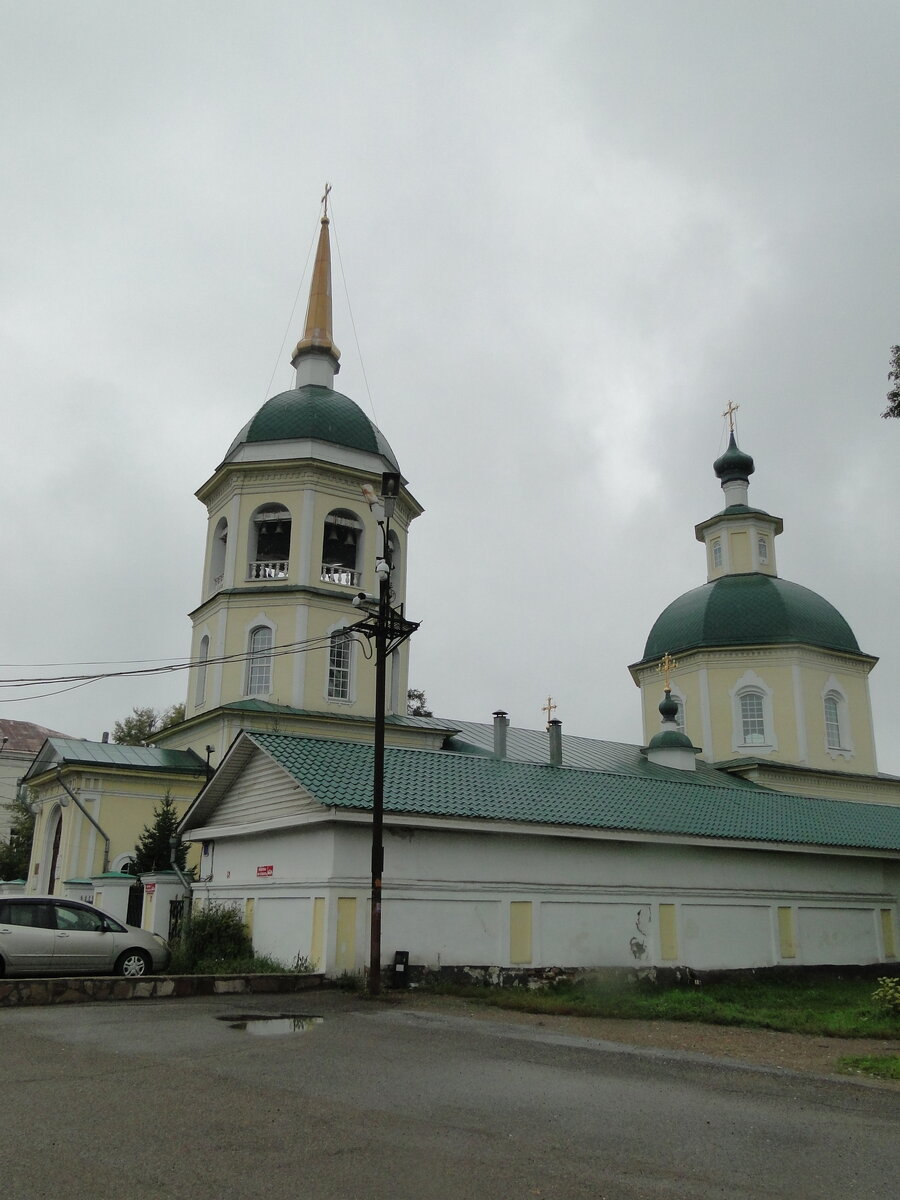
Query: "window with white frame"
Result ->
[[245, 626, 273, 695], [327, 630, 352, 700], [672, 696, 686, 733], [824, 692, 844, 750], [740, 691, 766, 744], [195, 635, 209, 705], [757, 537, 768, 564], [712, 539, 722, 568]]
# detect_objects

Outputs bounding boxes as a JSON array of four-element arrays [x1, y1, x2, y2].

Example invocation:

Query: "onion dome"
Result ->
[[714, 433, 755, 485]]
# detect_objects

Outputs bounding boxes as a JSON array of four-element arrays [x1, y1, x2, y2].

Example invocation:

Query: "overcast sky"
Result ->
[[1, 1, 898, 773]]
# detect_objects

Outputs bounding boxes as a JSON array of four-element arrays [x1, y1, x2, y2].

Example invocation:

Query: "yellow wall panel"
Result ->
[[659, 903, 678, 961], [777, 906, 796, 958], [509, 901, 533, 965]]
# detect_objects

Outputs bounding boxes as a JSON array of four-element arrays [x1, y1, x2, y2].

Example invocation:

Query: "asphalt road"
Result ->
[[0, 990, 897, 1200]]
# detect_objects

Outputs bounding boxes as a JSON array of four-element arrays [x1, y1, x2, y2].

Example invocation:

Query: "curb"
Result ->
[[0, 972, 325, 1007]]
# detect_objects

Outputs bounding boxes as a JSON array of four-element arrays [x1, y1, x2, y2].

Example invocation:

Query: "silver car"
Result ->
[[0, 896, 169, 978]]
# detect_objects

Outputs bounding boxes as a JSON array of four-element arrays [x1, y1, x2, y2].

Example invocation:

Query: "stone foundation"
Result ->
[[0, 973, 324, 1007]]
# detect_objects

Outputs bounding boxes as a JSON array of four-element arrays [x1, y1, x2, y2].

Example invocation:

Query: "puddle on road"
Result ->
[[217, 1013, 324, 1036]]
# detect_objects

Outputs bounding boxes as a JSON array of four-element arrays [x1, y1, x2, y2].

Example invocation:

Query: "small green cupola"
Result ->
[[646, 688, 699, 771], [714, 432, 755, 494]]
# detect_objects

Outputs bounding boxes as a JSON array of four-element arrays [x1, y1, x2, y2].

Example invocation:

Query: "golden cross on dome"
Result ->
[[722, 400, 739, 433], [542, 696, 557, 726], [658, 652, 678, 689], [321, 181, 332, 218]]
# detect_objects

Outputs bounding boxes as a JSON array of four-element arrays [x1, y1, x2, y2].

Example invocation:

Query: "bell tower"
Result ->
[[184, 199, 422, 726]]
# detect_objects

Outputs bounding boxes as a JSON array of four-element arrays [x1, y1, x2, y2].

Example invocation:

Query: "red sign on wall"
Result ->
[[144, 882, 156, 895], [256, 865, 274, 878]]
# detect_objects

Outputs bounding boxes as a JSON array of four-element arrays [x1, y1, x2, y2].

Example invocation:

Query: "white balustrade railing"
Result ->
[[248, 560, 290, 580], [320, 563, 361, 587]]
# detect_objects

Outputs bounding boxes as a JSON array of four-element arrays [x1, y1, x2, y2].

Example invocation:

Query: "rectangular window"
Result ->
[[712, 540, 722, 568], [327, 632, 352, 700], [758, 537, 768, 564]]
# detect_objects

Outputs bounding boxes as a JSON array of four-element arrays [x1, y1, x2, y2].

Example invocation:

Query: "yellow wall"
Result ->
[[187, 459, 418, 722], [27, 769, 202, 893], [637, 644, 878, 783]]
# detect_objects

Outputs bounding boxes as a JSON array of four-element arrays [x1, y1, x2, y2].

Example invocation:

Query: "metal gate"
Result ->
[[126, 879, 144, 926], [169, 897, 189, 942]]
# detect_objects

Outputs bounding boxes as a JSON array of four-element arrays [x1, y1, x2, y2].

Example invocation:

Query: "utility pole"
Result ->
[[353, 472, 419, 997]]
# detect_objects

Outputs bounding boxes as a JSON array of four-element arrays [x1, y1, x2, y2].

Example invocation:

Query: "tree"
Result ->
[[132, 791, 188, 874], [113, 703, 185, 746], [882, 345, 900, 418], [407, 688, 433, 717], [0, 788, 36, 881]]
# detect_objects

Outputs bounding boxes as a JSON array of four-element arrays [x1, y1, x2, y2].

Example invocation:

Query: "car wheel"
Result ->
[[116, 950, 152, 978]]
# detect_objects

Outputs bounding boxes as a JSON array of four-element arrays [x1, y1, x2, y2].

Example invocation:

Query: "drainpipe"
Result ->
[[548, 719, 563, 767], [169, 836, 193, 895], [55, 769, 110, 873], [492, 710, 509, 759]]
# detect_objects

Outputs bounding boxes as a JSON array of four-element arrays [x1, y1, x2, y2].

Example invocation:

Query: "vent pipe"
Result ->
[[101, 731, 109, 744], [548, 718, 563, 767], [492, 710, 509, 759]]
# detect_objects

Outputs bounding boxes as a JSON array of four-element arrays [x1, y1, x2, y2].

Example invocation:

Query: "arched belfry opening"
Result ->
[[248, 504, 292, 580], [321, 509, 363, 587], [208, 516, 228, 594]]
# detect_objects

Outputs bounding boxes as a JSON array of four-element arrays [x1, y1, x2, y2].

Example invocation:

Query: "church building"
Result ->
[[16, 200, 900, 978]]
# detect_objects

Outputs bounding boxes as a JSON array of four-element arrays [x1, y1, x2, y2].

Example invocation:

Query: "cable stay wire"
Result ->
[[329, 201, 379, 430]]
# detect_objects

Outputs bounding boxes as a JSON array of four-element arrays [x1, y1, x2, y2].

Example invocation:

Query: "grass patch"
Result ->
[[423, 975, 900, 1039], [837, 1055, 900, 1080]]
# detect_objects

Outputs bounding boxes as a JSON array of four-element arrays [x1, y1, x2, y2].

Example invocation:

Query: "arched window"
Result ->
[[245, 626, 273, 695], [712, 539, 722, 569], [824, 692, 848, 751], [321, 509, 363, 587], [327, 630, 352, 701], [208, 517, 228, 594], [739, 691, 766, 745], [195, 635, 209, 705], [672, 696, 686, 733], [757, 536, 768, 565], [248, 505, 292, 581]]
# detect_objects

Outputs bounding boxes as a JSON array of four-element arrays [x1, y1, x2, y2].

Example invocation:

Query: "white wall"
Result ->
[[192, 819, 899, 974]]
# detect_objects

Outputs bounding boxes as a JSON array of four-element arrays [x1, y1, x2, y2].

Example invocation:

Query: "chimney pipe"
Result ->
[[101, 731, 109, 744], [492, 710, 509, 759], [548, 718, 562, 767]]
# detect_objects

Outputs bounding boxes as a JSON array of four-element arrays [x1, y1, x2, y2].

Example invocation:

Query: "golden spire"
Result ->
[[292, 184, 341, 365]]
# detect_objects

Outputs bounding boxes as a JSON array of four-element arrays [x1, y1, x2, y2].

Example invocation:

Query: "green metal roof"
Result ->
[[24, 738, 207, 782], [225, 384, 399, 469], [639, 573, 863, 664], [239, 732, 900, 852]]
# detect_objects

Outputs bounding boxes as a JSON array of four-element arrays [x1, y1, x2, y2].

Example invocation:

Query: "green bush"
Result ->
[[168, 903, 316, 975], [872, 976, 900, 1015], [169, 903, 253, 973]]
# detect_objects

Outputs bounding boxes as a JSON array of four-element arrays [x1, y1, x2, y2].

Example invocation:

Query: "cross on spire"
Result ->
[[542, 696, 557, 727], [722, 400, 739, 433], [321, 182, 332, 219], [658, 652, 678, 689]]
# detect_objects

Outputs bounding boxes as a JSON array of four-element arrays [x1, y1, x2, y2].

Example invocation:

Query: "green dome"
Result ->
[[226, 384, 399, 469], [641, 574, 862, 663], [713, 433, 755, 484], [648, 729, 695, 751]]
